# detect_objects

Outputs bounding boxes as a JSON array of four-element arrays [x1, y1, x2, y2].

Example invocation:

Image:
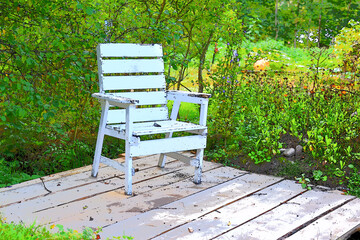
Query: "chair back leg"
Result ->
[[158, 132, 173, 168], [92, 101, 109, 177]]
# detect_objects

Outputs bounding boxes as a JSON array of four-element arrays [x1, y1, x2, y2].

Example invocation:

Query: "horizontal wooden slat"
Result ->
[[101, 59, 164, 74], [130, 135, 207, 157], [113, 91, 167, 105], [98, 43, 163, 58], [103, 75, 166, 90], [108, 120, 206, 136], [107, 107, 169, 124], [166, 90, 211, 104]]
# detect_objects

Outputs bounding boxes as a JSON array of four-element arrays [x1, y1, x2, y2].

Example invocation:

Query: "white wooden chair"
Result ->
[[91, 43, 210, 195]]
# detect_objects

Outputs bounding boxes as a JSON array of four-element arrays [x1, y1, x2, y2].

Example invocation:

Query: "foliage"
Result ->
[[237, 0, 360, 47], [0, 1, 104, 179], [312, 170, 327, 182], [0, 158, 41, 188], [347, 164, 360, 197], [334, 20, 360, 80], [0, 0, 359, 198], [206, 59, 360, 193], [0, 216, 134, 240], [295, 173, 311, 190], [0, 217, 97, 240]]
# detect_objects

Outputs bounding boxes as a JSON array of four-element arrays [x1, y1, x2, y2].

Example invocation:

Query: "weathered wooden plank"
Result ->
[[0, 165, 93, 193], [0, 155, 165, 208], [167, 90, 211, 104], [0, 159, 189, 223], [2, 158, 221, 225], [107, 107, 169, 124], [0, 166, 118, 208], [46, 166, 244, 232], [103, 75, 166, 91], [215, 190, 355, 240], [101, 59, 164, 74], [153, 180, 305, 240], [98, 43, 163, 58], [113, 91, 167, 105], [98, 173, 283, 239], [130, 135, 207, 157], [286, 198, 360, 240], [27, 161, 225, 227]]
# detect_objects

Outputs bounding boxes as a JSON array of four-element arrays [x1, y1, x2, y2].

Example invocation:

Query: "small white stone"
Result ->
[[283, 148, 295, 157], [296, 145, 303, 155]]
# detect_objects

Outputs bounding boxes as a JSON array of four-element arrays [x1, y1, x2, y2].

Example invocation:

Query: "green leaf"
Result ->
[[85, 7, 94, 15]]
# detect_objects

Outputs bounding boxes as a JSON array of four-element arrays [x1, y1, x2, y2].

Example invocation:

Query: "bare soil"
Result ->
[[224, 132, 345, 190]]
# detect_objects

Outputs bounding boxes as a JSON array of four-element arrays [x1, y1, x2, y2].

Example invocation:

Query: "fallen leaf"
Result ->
[[188, 227, 194, 233]]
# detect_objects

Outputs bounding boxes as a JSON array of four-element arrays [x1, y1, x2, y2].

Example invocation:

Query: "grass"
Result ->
[[0, 216, 133, 240], [0, 218, 96, 240]]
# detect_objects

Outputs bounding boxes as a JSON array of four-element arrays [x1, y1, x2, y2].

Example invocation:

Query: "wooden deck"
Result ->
[[0, 154, 359, 239]]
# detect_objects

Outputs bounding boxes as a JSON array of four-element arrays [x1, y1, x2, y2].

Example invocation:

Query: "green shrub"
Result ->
[[0, 217, 96, 240], [206, 44, 360, 193]]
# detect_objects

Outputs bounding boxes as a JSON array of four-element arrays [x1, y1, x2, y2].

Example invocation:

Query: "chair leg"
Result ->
[[158, 153, 167, 168], [91, 131, 105, 177], [194, 149, 204, 184], [124, 155, 133, 195], [158, 132, 172, 168], [91, 100, 109, 178]]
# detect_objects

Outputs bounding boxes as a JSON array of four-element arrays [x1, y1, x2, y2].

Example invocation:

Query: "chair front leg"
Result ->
[[194, 148, 204, 184], [92, 100, 110, 177], [124, 105, 136, 195], [194, 100, 208, 184]]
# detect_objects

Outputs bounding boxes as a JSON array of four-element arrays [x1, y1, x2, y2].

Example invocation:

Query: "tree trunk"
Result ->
[[294, 0, 300, 48], [317, 0, 323, 48], [198, 31, 214, 93], [294, 23, 298, 48], [307, 18, 311, 48], [275, 0, 279, 40], [176, 23, 194, 90]]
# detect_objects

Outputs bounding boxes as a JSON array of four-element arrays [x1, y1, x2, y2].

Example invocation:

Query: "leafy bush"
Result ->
[[334, 19, 360, 80], [0, 217, 96, 240], [206, 42, 360, 195], [0, 216, 134, 240]]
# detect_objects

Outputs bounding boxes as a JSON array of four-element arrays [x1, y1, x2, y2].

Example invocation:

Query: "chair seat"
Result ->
[[107, 120, 207, 136]]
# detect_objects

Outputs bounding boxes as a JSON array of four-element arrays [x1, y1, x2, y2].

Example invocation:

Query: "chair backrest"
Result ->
[[97, 43, 169, 124]]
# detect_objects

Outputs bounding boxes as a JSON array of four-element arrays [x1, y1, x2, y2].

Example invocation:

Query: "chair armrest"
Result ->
[[166, 90, 211, 104], [92, 93, 139, 107]]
